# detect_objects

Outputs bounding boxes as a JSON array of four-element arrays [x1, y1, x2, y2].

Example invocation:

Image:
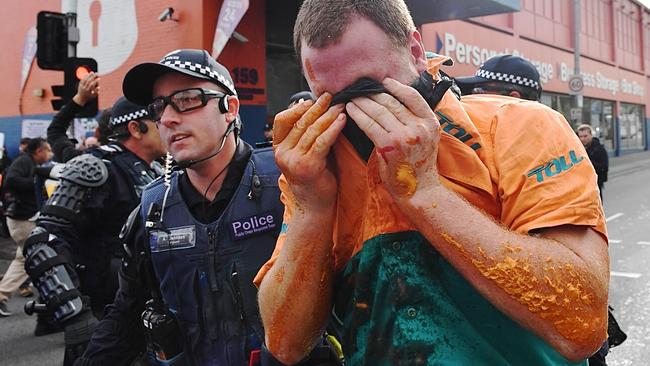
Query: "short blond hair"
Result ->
[[294, 0, 415, 58], [577, 124, 594, 135]]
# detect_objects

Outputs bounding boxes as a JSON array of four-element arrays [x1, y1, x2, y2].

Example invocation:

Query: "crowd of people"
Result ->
[[0, 1, 619, 365]]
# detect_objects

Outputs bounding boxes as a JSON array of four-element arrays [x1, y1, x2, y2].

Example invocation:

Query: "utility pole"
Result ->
[[572, 0, 583, 122], [63, 0, 79, 58]]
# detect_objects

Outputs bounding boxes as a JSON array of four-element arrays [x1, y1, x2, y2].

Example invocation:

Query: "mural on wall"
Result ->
[[72, 0, 138, 75]]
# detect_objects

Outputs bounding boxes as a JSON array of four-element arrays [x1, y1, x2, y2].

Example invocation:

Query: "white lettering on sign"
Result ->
[[442, 32, 554, 84], [559, 63, 643, 97]]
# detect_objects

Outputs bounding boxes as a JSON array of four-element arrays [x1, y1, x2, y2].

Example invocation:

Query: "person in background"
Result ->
[[19, 137, 31, 154], [0, 138, 52, 318], [263, 122, 274, 142], [82, 136, 100, 150], [577, 124, 608, 200]]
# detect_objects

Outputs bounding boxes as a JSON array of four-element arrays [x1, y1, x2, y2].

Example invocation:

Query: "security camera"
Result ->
[[158, 7, 175, 22]]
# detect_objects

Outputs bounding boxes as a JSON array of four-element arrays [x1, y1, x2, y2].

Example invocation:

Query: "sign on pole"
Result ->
[[570, 107, 582, 121], [212, 0, 249, 58], [568, 75, 584, 95]]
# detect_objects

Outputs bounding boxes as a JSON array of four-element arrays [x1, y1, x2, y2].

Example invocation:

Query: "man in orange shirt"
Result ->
[[255, 1, 609, 365]]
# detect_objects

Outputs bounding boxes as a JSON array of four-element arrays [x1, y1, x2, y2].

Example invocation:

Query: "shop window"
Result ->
[[540, 91, 573, 125], [619, 103, 645, 150], [582, 98, 615, 151]]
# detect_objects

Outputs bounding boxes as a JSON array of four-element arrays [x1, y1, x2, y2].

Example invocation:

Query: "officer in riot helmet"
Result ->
[[23, 97, 166, 366]]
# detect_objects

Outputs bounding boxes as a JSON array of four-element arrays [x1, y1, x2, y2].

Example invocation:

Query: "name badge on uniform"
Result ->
[[230, 212, 278, 240], [149, 226, 196, 252]]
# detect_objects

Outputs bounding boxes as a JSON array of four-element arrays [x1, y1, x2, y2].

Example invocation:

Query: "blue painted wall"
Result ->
[[238, 105, 269, 146], [0, 113, 54, 160], [0, 105, 268, 160]]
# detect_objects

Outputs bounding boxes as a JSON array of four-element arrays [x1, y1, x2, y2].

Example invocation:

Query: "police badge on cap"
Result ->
[[122, 49, 237, 105]]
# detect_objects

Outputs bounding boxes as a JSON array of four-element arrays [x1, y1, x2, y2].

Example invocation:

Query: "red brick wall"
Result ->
[[0, 0, 248, 117]]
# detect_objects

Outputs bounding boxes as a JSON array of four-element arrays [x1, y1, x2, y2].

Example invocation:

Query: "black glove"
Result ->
[[63, 309, 99, 366]]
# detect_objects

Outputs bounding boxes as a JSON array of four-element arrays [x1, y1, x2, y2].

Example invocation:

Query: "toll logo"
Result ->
[[231, 212, 278, 240], [526, 150, 585, 183]]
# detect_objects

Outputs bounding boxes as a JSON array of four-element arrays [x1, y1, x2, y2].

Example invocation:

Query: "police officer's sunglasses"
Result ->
[[148, 88, 226, 122]]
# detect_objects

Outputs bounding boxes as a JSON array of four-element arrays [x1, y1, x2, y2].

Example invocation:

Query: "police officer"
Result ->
[[23, 97, 166, 365], [54, 49, 282, 366], [454, 54, 542, 101]]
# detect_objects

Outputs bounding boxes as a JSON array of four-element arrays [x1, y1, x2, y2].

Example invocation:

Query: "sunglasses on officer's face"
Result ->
[[148, 88, 226, 122]]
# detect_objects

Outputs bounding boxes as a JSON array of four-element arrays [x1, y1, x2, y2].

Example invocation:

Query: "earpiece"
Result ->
[[219, 95, 229, 114], [138, 121, 149, 133]]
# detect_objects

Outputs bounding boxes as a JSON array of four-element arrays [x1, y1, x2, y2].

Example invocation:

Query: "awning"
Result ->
[[406, 0, 521, 25]]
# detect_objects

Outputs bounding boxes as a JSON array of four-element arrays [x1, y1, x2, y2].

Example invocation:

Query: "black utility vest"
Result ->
[[140, 148, 283, 366]]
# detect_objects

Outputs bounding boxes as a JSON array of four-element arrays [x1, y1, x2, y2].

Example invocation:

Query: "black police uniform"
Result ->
[[40, 144, 161, 314], [23, 100, 162, 366], [75, 141, 284, 366]]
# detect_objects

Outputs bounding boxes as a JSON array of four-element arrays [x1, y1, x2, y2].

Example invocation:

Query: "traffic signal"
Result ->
[[66, 58, 98, 117], [37, 11, 68, 70], [51, 58, 98, 117]]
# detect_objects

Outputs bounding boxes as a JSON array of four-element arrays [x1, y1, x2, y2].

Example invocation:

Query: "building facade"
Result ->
[[1, 0, 648, 158], [422, 0, 650, 156]]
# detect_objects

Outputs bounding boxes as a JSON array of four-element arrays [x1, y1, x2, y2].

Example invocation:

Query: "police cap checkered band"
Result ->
[[110, 109, 148, 127], [454, 54, 542, 91], [474, 69, 540, 89], [109, 96, 150, 127], [122, 49, 237, 105]]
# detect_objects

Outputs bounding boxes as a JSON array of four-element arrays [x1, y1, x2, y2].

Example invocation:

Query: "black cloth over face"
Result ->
[[331, 78, 386, 161], [330, 71, 454, 162]]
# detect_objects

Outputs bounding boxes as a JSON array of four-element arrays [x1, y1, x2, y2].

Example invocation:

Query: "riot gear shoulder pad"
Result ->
[[59, 153, 109, 188], [39, 154, 109, 225]]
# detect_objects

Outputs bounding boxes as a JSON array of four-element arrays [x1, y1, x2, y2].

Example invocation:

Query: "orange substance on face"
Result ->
[[406, 136, 421, 145], [438, 233, 605, 344], [431, 202, 437, 209], [394, 162, 417, 197], [304, 59, 317, 82]]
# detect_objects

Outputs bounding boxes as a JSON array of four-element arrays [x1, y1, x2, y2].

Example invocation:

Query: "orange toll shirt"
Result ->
[[254, 55, 607, 284]]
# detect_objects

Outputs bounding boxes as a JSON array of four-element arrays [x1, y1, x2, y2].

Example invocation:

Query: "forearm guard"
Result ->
[[23, 226, 84, 323]]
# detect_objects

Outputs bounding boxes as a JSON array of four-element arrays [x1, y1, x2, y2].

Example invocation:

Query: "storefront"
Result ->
[[1, 0, 648, 157], [420, 0, 650, 156]]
